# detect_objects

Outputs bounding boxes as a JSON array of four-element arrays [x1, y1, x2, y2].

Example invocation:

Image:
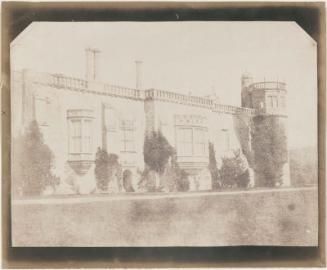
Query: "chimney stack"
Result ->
[[85, 47, 100, 81], [135, 60, 143, 90]]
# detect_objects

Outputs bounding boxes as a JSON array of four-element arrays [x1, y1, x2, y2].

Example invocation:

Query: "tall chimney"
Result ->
[[85, 47, 100, 81], [135, 60, 143, 90]]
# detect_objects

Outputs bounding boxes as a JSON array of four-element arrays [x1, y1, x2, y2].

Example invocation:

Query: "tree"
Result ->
[[143, 131, 175, 175], [289, 146, 317, 186], [137, 167, 157, 192], [167, 153, 190, 192], [94, 147, 110, 191], [208, 142, 221, 190], [143, 131, 189, 192], [12, 120, 59, 196], [175, 168, 190, 192], [220, 149, 250, 188]]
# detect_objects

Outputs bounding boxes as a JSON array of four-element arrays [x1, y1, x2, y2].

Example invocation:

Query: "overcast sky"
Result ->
[[11, 21, 317, 149]]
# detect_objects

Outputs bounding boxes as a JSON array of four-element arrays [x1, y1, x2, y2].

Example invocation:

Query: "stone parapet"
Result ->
[[250, 81, 286, 91], [13, 70, 257, 116], [213, 103, 256, 116]]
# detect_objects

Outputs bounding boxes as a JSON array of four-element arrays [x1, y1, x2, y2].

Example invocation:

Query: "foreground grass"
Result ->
[[12, 187, 318, 246]]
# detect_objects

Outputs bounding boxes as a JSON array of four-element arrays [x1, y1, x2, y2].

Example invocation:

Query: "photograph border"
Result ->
[[1, 1, 326, 268]]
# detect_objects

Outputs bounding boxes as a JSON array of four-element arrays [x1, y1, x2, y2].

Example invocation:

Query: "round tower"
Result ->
[[249, 80, 290, 187]]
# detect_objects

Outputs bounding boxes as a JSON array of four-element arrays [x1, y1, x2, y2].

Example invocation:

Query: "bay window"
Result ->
[[176, 128, 193, 156], [70, 119, 82, 153], [67, 109, 94, 161], [176, 127, 208, 157], [193, 128, 207, 156]]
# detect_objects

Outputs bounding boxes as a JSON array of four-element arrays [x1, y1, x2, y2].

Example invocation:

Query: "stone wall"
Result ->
[[12, 69, 290, 192]]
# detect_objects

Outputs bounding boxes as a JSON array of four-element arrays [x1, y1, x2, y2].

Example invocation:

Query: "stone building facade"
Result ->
[[12, 65, 290, 193]]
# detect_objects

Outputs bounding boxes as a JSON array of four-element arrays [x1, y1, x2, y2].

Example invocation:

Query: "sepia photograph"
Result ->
[[10, 21, 318, 247]]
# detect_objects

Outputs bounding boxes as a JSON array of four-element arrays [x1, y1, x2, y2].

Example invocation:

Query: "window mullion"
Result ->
[[191, 127, 194, 156], [122, 128, 126, 151], [80, 119, 83, 153]]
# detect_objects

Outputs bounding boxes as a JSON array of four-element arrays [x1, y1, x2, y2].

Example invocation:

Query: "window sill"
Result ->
[[177, 155, 209, 158], [69, 152, 93, 155], [68, 153, 94, 162]]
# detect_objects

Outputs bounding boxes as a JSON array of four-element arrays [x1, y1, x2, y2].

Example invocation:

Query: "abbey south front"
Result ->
[[11, 48, 290, 194]]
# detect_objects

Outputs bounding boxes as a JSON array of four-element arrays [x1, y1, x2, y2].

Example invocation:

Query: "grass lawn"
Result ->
[[12, 187, 318, 246]]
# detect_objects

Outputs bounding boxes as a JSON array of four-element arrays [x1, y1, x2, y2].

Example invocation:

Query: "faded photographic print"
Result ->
[[11, 22, 318, 246]]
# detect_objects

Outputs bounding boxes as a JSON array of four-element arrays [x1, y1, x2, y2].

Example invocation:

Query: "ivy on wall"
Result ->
[[252, 115, 288, 187]]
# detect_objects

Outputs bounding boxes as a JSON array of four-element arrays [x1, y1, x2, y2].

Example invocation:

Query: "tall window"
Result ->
[[67, 109, 94, 159], [121, 120, 135, 152], [177, 128, 193, 156], [273, 96, 278, 107], [104, 106, 117, 131], [83, 119, 92, 153], [268, 96, 273, 108], [280, 96, 286, 108], [176, 127, 207, 156], [221, 129, 230, 152], [69, 118, 93, 154], [34, 96, 49, 126], [70, 120, 82, 153], [193, 128, 207, 156], [268, 95, 278, 108]]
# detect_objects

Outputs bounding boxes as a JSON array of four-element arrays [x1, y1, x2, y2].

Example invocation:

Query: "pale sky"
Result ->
[[11, 21, 317, 149]]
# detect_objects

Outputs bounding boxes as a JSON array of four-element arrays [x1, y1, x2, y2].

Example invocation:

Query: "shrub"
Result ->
[[208, 142, 221, 190], [143, 131, 175, 175], [94, 147, 110, 191], [137, 167, 158, 192], [220, 149, 250, 188], [12, 120, 59, 196], [142, 131, 189, 192], [123, 169, 134, 192], [176, 169, 190, 192], [95, 148, 122, 192], [289, 146, 317, 186], [108, 153, 123, 192], [170, 154, 190, 192]]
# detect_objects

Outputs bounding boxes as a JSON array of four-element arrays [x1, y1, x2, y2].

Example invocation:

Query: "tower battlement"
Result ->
[[241, 74, 287, 117]]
